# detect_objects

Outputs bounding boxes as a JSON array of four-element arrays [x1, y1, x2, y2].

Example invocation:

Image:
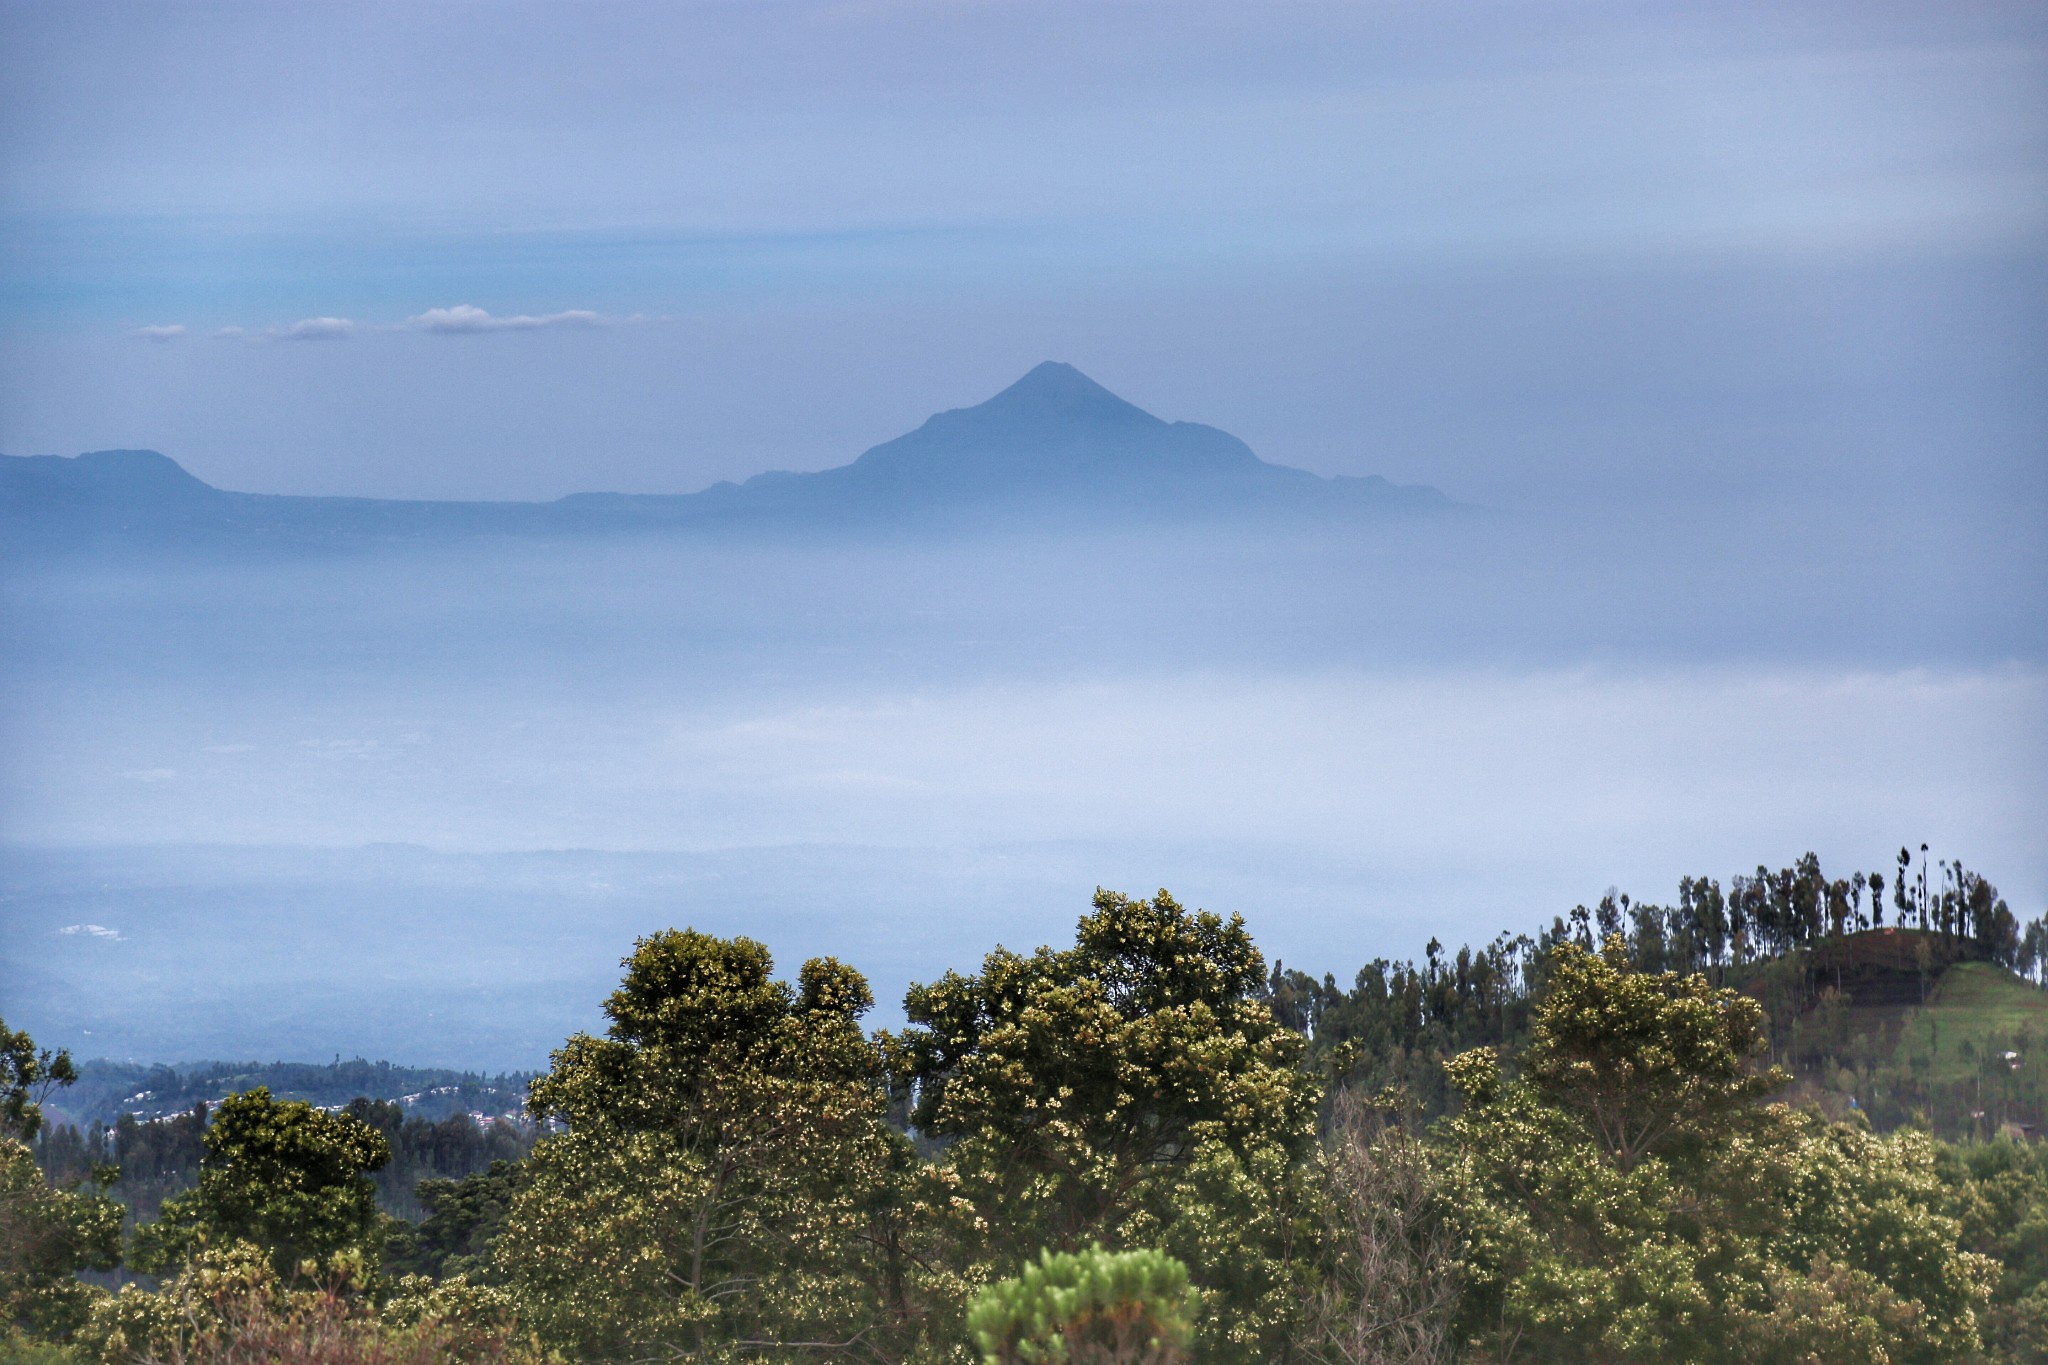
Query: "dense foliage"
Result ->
[[892, 891, 1321, 1363], [967, 1246, 1196, 1365], [1, 1029, 121, 1347], [1, 1026, 77, 1146], [34, 1100, 532, 1228], [80, 1242, 532, 1365], [129, 1088, 391, 1281], [383, 1160, 525, 1284], [1, 1137, 122, 1341], [1268, 852, 2048, 1138], [8, 849, 2047, 1364], [1435, 941, 1990, 1363], [495, 931, 901, 1361]]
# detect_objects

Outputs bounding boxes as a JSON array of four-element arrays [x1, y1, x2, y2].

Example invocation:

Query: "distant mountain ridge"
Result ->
[[1, 363, 1449, 554]]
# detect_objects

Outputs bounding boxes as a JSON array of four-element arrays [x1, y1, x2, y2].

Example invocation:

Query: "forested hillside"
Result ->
[[30, 1060, 539, 1226], [42, 1060, 533, 1132], [1268, 849, 2048, 1139], [7, 851, 2047, 1364]]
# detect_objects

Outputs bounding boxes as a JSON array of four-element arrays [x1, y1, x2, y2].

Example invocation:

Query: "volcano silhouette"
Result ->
[[2, 362, 1448, 554]]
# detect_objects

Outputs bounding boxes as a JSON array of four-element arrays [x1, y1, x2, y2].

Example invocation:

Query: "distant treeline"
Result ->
[[33, 850, 2048, 1227], [33, 1060, 538, 1225], [43, 1057, 534, 1130], [9, 847, 2048, 1365], [1267, 849, 2047, 1137]]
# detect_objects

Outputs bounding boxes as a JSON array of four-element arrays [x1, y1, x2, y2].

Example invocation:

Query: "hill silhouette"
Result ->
[[0, 364, 1448, 555]]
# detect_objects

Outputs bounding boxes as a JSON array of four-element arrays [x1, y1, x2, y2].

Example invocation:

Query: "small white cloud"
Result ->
[[270, 316, 355, 341], [407, 304, 604, 334], [295, 737, 382, 758], [132, 324, 187, 342], [58, 924, 124, 940], [211, 325, 246, 339]]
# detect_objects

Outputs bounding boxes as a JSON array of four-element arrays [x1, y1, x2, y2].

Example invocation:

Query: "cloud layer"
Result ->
[[131, 306, 622, 344], [269, 316, 355, 341], [408, 304, 603, 333]]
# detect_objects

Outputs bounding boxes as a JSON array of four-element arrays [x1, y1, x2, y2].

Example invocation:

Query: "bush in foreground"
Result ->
[[83, 1244, 532, 1365], [968, 1246, 1197, 1365]]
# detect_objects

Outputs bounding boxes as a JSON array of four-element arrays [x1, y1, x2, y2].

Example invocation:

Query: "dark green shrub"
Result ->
[[967, 1246, 1196, 1365]]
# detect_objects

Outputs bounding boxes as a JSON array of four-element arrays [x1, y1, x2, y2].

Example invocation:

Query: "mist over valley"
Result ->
[[5, 365, 2039, 1066]]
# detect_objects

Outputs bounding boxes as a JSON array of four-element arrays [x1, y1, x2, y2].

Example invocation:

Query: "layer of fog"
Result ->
[[2, 514, 2041, 1067], [4, 651, 2038, 1066]]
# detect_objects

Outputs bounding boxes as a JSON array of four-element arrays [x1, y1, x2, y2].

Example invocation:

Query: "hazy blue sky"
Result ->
[[4, 2, 2046, 1061], [3, 0, 2043, 507]]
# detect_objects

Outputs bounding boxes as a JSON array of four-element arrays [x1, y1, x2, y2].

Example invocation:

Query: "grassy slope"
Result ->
[[1899, 962, 2048, 1085], [1798, 959, 2048, 1136]]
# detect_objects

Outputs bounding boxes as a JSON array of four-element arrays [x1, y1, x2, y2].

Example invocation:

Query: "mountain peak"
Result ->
[[834, 360, 1261, 499], [997, 361, 1120, 401], [964, 362, 1162, 430]]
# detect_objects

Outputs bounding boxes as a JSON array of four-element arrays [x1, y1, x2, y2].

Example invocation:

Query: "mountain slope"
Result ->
[[595, 361, 1444, 524], [1, 364, 1449, 554]]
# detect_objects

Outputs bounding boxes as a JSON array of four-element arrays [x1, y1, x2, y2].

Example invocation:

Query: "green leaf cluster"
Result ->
[[131, 1087, 390, 1281], [967, 1246, 1196, 1365], [81, 1240, 533, 1365], [0, 1018, 119, 1349], [0, 1025, 76, 1145], [384, 1159, 525, 1283], [0, 1139, 121, 1342], [493, 932, 904, 1362], [1433, 938, 1995, 1363], [1946, 1137, 2048, 1361], [890, 890, 1323, 1363]]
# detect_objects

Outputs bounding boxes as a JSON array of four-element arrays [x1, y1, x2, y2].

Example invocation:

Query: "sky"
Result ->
[[2, 0, 2043, 508], [3, 0, 2045, 1063]]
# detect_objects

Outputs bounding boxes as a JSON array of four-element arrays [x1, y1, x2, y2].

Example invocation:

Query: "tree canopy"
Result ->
[[1434, 939, 1993, 1364], [15, 862, 2048, 1365], [0, 1020, 119, 1342], [132, 1087, 390, 1279], [892, 890, 1323, 1364], [496, 930, 904, 1362], [1, 1018, 77, 1143]]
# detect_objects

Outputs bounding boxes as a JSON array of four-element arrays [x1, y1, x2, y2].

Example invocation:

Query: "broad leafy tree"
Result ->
[[0, 1020, 120, 1341], [1945, 1137, 2048, 1361], [133, 1087, 391, 1279], [1434, 938, 1992, 1364], [891, 890, 1323, 1364], [385, 1159, 525, 1284], [496, 931, 906, 1363], [1, 1018, 77, 1142]]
